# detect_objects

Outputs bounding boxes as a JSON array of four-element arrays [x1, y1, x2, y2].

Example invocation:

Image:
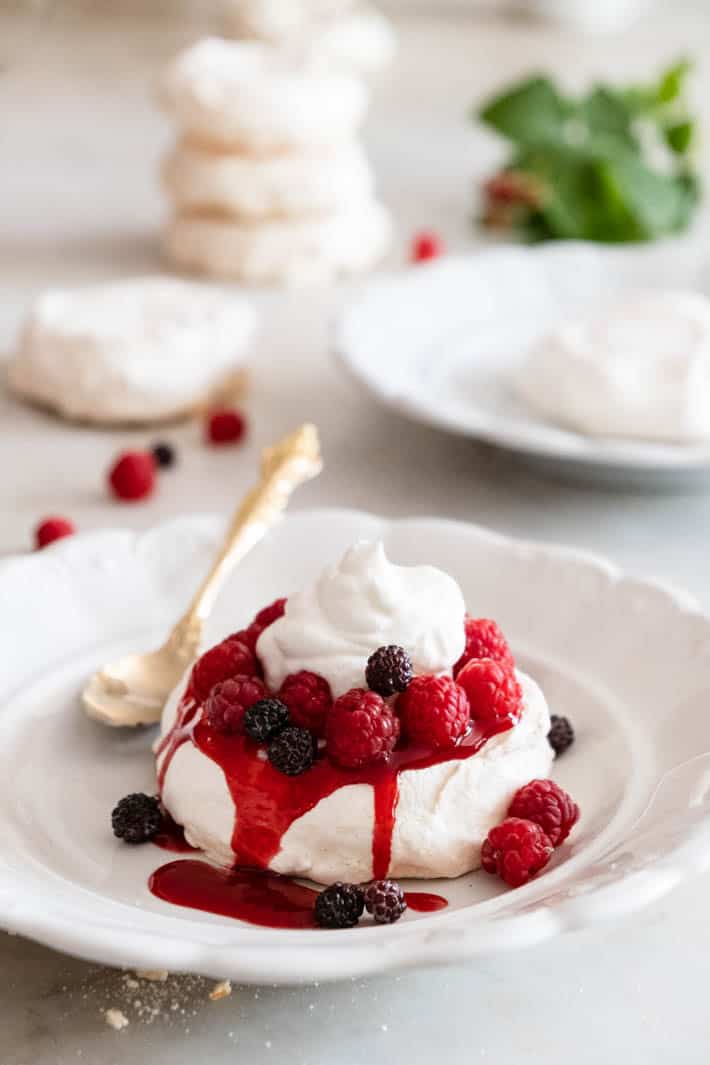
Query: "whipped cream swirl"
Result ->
[[257, 541, 466, 698]]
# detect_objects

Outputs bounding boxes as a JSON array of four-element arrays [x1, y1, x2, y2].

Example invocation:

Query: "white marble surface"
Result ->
[[2, 8, 710, 1063]]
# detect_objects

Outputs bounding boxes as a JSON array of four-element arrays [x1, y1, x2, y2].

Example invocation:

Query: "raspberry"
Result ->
[[314, 882, 365, 929], [228, 624, 262, 656], [364, 879, 407, 924], [481, 817, 553, 888], [206, 407, 246, 446], [111, 793, 162, 844], [151, 441, 176, 469], [456, 659, 522, 727], [548, 714, 575, 757], [326, 689, 400, 769], [454, 617, 514, 677], [397, 675, 470, 749], [205, 675, 266, 735], [34, 516, 76, 549], [279, 671, 333, 736], [411, 231, 444, 263], [508, 779, 580, 847], [268, 726, 316, 776], [108, 450, 156, 502], [191, 638, 258, 702], [365, 645, 413, 697], [244, 698, 290, 743], [226, 599, 285, 663], [252, 597, 286, 630]]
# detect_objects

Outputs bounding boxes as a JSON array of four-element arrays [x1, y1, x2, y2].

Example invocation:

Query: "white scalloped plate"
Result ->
[[2, 508, 710, 983], [334, 242, 710, 486]]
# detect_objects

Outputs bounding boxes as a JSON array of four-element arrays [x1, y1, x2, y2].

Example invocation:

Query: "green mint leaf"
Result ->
[[665, 120, 694, 154], [657, 58, 692, 104], [478, 76, 567, 147], [602, 153, 693, 238]]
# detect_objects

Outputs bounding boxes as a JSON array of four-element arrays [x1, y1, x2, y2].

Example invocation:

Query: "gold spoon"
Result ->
[[82, 423, 322, 727]]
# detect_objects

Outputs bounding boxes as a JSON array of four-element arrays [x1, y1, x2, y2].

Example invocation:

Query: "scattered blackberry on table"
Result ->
[[111, 793, 162, 844], [364, 879, 407, 924], [268, 726, 316, 776], [151, 441, 176, 469], [548, 714, 574, 757], [365, 645, 413, 697], [314, 882, 365, 929], [244, 698, 290, 743]]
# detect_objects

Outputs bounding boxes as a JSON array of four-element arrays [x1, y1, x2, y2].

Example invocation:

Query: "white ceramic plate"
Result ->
[[334, 242, 710, 486], [2, 508, 710, 983]]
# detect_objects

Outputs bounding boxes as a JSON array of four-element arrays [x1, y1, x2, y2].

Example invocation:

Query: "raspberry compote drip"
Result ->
[[155, 676, 515, 883]]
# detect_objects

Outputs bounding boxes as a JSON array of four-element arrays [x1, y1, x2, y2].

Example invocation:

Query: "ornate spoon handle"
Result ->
[[166, 423, 322, 663]]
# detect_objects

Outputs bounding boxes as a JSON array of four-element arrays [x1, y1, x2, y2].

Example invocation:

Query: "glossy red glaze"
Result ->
[[150, 860, 318, 929], [404, 891, 449, 913]]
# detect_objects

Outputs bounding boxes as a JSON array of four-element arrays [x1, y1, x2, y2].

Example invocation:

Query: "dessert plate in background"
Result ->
[[334, 242, 710, 486], [1, 509, 710, 983]]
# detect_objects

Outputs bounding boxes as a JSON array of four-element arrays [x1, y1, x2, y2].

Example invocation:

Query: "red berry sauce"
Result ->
[[149, 859, 447, 926], [153, 810, 199, 854], [150, 671, 514, 927]]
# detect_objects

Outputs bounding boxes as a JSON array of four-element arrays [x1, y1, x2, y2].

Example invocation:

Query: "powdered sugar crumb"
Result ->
[[104, 1008, 129, 1031], [209, 979, 232, 1001]]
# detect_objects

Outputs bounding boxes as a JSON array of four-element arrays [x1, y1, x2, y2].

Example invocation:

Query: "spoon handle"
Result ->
[[167, 424, 322, 660]]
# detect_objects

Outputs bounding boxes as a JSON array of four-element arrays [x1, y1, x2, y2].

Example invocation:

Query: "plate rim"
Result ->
[[333, 243, 710, 474], [2, 507, 710, 982]]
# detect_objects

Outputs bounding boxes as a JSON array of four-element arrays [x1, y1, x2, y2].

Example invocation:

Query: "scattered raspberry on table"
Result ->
[[411, 231, 444, 263], [108, 450, 156, 502], [206, 407, 247, 446], [34, 515, 76, 549]]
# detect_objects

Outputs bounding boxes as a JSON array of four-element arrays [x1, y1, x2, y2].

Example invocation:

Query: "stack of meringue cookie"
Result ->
[[222, 0, 397, 77], [159, 37, 392, 285]]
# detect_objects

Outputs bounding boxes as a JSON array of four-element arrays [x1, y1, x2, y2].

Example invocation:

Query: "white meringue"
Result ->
[[7, 277, 255, 424], [517, 291, 710, 443]]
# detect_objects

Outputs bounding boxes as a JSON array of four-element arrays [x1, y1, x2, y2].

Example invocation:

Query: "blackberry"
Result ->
[[365, 645, 413, 697], [548, 714, 574, 757], [267, 726, 316, 776], [314, 882, 365, 929], [244, 698, 290, 743], [111, 793, 162, 844], [151, 442, 176, 469], [364, 879, 407, 925]]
